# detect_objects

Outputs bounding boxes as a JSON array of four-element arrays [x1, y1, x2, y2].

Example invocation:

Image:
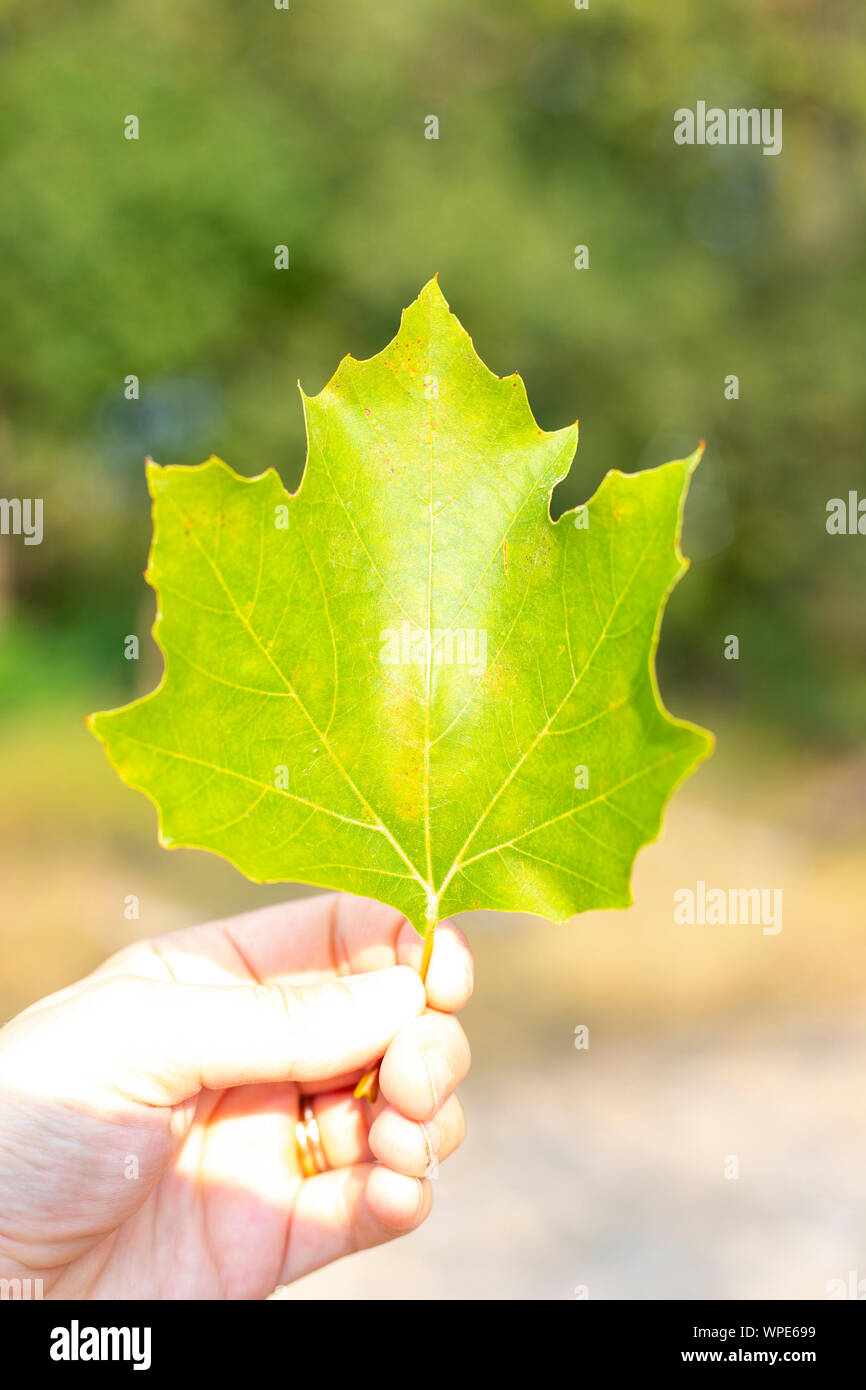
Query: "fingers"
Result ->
[[14, 966, 427, 1106], [303, 1088, 465, 1176], [90, 895, 474, 1016], [304, 1088, 375, 1168], [281, 1163, 432, 1284], [378, 1011, 471, 1121], [368, 1094, 465, 1177], [171, 967, 429, 1097], [294, 1004, 470, 1181], [402, 922, 474, 1014]]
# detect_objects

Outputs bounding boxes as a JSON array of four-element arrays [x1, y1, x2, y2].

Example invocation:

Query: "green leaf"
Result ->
[[89, 279, 712, 934]]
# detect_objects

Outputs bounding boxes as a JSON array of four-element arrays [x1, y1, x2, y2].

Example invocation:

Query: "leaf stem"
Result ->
[[418, 922, 436, 985], [353, 920, 436, 1104]]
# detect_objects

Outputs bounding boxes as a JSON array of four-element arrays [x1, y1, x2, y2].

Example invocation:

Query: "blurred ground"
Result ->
[[283, 1019, 866, 1300], [0, 701, 863, 1298]]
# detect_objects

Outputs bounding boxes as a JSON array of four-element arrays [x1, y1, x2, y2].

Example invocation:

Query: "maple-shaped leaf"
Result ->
[[89, 279, 712, 934]]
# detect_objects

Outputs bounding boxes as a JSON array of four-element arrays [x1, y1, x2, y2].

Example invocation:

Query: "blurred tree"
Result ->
[[0, 0, 863, 738]]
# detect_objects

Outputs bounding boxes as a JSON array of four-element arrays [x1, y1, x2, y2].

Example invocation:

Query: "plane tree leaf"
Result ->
[[89, 279, 712, 934]]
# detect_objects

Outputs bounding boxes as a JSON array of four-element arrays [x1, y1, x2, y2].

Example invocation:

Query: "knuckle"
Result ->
[[257, 981, 303, 1026], [255, 982, 320, 1074]]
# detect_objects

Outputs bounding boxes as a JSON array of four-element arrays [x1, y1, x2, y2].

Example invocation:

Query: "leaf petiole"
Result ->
[[353, 920, 437, 1104]]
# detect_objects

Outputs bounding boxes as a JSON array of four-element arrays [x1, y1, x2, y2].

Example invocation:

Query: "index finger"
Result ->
[[93, 893, 474, 1014]]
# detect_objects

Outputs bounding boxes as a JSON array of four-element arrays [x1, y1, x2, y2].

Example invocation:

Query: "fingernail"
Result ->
[[419, 1119, 441, 1170], [423, 1049, 452, 1110]]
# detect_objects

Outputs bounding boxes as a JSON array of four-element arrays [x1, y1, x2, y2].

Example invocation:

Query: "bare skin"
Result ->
[[0, 893, 472, 1299]]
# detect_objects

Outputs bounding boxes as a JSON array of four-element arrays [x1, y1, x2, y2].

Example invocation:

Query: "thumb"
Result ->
[[40, 968, 427, 1106]]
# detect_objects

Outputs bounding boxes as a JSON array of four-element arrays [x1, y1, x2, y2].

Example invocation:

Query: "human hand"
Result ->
[[0, 893, 472, 1299]]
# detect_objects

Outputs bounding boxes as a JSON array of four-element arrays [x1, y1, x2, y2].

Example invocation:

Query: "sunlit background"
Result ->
[[1, 0, 864, 1299]]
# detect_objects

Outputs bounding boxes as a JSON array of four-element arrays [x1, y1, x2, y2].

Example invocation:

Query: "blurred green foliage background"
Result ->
[[0, 0, 863, 741]]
